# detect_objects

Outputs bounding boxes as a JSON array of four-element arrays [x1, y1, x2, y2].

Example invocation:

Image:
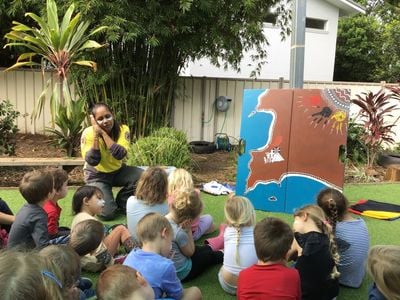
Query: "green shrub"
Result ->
[[150, 127, 188, 145], [0, 100, 20, 156], [127, 127, 191, 168], [346, 119, 368, 165]]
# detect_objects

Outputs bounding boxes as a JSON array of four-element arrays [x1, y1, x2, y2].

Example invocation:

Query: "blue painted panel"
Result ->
[[284, 176, 332, 213], [236, 89, 286, 212]]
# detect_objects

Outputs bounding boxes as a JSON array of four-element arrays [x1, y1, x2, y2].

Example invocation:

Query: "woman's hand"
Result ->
[[90, 115, 105, 137]]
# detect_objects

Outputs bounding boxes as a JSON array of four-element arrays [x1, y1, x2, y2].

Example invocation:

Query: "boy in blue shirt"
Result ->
[[124, 212, 201, 300]]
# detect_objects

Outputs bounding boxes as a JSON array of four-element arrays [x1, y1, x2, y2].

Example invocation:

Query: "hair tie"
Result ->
[[41, 270, 63, 288]]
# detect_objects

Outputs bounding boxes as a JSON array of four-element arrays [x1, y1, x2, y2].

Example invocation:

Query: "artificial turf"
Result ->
[[2, 183, 400, 299]]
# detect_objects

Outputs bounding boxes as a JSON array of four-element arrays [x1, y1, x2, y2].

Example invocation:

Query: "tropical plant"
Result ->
[[3, 0, 106, 123], [127, 127, 191, 168], [0, 100, 20, 156], [45, 97, 86, 157], [352, 89, 399, 168]]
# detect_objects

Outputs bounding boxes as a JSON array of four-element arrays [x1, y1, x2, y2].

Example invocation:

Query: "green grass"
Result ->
[[2, 183, 400, 300]]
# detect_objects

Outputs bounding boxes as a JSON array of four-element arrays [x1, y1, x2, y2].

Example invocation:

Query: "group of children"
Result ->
[[0, 165, 399, 300]]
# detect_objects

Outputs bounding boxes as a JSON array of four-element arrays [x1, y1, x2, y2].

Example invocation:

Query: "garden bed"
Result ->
[[0, 134, 237, 187]]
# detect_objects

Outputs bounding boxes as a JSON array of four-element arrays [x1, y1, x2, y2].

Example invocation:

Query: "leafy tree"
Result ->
[[334, 0, 400, 82], [333, 14, 384, 82], [2, 0, 291, 138], [381, 19, 400, 82]]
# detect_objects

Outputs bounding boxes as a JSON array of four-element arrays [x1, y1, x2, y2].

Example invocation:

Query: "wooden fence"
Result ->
[[1, 69, 398, 143]]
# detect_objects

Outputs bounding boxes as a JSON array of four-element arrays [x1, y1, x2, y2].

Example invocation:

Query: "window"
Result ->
[[306, 18, 327, 30]]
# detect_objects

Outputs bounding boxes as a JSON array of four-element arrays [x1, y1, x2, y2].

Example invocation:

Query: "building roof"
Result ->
[[326, 0, 366, 16]]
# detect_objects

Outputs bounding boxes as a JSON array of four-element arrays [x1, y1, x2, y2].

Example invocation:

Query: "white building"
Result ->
[[181, 0, 365, 81]]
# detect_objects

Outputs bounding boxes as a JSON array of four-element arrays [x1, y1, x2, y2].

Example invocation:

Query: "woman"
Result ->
[[81, 103, 143, 220]]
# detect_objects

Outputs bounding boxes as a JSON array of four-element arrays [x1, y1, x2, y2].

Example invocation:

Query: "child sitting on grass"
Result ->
[[126, 167, 169, 239], [317, 188, 370, 288], [291, 205, 340, 300], [124, 212, 201, 300], [218, 196, 258, 295], [71, 185, 137, 260], [8, 170, 54, 249], [97, 264, 155, 300], [168, 168, 215, 240], [39, 245, 82, 300], [367, 245, 400, 300], [0, 249, 64, 300], [43, 168, 71, 239], [237, 217, 301, 299], [69, 218, 113, 272], [0, 198, 14, 248], [166, 189, 223, 282]]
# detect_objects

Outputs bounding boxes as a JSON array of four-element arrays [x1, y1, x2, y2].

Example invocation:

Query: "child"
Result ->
[[0, 197, 14, 233], [367, 245, 400, 300], [69, 219, 112, 272], [69, 219, 114, 272], [218, 196, 258, 295], [292, 205, 340, 300], [8, 170, 54, 249], [39, 245, 82, 300], [71, 186, 135, 270], [43, 168, 71, 239], [317, 188, 370, 288], [123, 212, 202, 300], [168, 168, 215, 240], [0, 250, 64, 300], [237, 217, 301, 299], [126, 167, 169, 238], [72, 185, 136, 253], [96, 265, 155, 300], [0, 197, 14, 248], [166, 189, 223, 281]]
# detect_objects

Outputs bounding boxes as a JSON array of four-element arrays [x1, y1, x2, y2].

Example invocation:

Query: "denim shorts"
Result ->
[[218, 268, 237, 295]]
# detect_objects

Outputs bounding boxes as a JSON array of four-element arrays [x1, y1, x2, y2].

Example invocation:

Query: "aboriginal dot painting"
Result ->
[[236, 89, 350, 213]]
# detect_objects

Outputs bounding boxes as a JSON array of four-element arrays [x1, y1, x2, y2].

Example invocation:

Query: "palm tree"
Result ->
[[4, 0, 106, 124]]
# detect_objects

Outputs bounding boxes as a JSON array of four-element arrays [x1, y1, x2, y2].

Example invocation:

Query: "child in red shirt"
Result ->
[[43, 168, 70, 239], [237, 217, 301, 300]]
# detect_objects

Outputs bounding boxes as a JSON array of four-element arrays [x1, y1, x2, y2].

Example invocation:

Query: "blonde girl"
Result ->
[[367, 245, 400, 300], [126, 167, 169, 238], [292, 205, 340, 300], [168, 168, 215, 240], [71, 186, 136, 271], [218, 196, 258, 295], [166, 189, 223, 282]]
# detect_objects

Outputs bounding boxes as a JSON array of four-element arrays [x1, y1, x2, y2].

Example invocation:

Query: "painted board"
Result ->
[[236, 89, 350, 213]]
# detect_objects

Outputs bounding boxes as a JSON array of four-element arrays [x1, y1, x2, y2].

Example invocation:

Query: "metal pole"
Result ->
[[289, 0, 306, 88]]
